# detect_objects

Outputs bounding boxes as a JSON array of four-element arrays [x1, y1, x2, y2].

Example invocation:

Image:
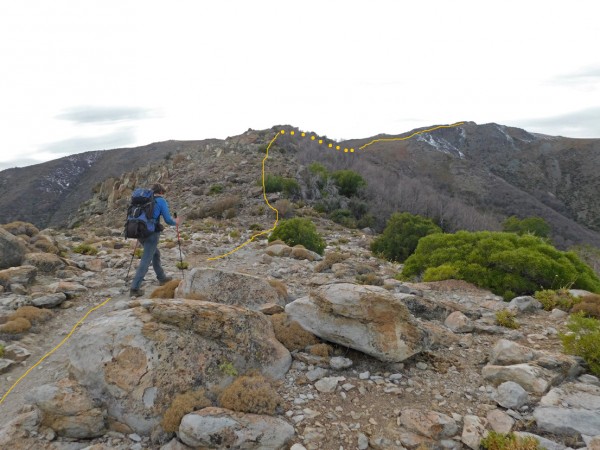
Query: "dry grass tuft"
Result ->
[[150, 280, 181, 299], [218, 373, 282, 415], [269, 313, 319, 351], [267, 239, 286, 247], [315, 251, 349, 272], [10, 306, 53, 324], [2, 221, 39, 237], [572, 294, 600, 319], [161, 389, 211, 432], [308, 343, 333, 357], [0, 317, 32, 334], [291, 247, 313, 261], [356, 273, 384, 286], [268, 280, 288, 300]]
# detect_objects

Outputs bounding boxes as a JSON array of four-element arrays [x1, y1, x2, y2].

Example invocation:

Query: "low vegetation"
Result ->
[[534, 289, 578, 311], [269, 313, 320, 351], [268, 279, 288, 301], [0, 317, 32, 334], [161, 389, 211, 432], [10, 306, 53, 324], [495, 309, 520, 329], [401, 231, 600, 300], [371, 212, 442, 263], [480, 431, 542, 450], [560, 312, 600, 376], [218, 372, 282, 415], [72, 243, 98, 255], [268, 218, 326, 255], [503, 216, 551, 239], [150, 280, 181, 299], [356, 273, 384, 286], [571, 294, 600, 319], [331, 169, 366, 197], [264, 175, 301, 198], [315, 251, 349, 272]]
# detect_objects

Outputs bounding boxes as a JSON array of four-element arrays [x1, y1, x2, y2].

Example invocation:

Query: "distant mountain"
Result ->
[[1, 122, 599, 249]]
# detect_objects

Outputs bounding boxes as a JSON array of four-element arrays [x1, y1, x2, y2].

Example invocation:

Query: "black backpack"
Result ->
[[124, 188, 156, 239]]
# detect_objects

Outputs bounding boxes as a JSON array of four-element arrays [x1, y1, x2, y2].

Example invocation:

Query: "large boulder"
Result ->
[[64, 299, 291, 436], [0, 228, 27, 269], [175, 267, 283, 309], [0, 265, 37, 290], [179, 407, 294, 449], [285, 283, 429, 362]]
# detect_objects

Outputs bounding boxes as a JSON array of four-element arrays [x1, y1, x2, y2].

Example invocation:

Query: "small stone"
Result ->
[[291, 444, 308, 450], [330, 356, 353, 370], [358, 432, 369, 449], [315, 376, 345, 393], [416, 362, 428, 370], [359, 371, 370, 380], [128, 433, 142, 442]]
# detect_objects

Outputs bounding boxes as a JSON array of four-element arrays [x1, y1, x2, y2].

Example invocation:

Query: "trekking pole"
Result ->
[[174, 212, 185, 279], [125, 240, 139, 282]]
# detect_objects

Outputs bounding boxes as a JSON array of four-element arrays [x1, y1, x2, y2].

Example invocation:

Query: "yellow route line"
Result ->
[[0, 297, 112, 406], [206, 131, 282, 261], [206, 122, 465, 261], [358, 122, 465, 150]]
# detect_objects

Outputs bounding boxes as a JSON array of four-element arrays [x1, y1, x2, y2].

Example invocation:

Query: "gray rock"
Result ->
[[400, 409, 459, 440], [175, 267, 283, 309], [514, 432, 566, 450], [179, 407, 294, 449], [3, 344, 31, 362], [540, 382, 600, 409], [314, 376, 345, 393], [286, 283, 429, 363], [444, 311, 474, 333], [330, 356, 353, 370], [461, 415, 488, 450], [160, 438, 193, 450], [32, 292, 67, 308], [306, 367, 329, 382], [486, 409, 514, 433], [496, 381, 529, 409], [358, 432, 369, 450], [482, 363, 556, 394], [489, 339, 534, 365], [507, 296, 542, 313], [0, 265, 37, 289], [534, 406, 600, 437], [0, 358, 16, 374], [550, 308, 569, 319], [0, 228, 27, 270]]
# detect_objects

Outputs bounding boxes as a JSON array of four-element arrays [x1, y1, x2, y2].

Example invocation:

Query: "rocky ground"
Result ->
[[1, 213, 600, 449]]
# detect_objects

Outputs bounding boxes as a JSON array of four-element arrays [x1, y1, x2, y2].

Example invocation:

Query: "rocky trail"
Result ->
[[2, 216, 600, 450]]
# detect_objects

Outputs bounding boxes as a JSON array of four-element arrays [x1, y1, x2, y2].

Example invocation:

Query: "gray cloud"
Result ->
[[56, 105, 157, 124], [553, 65, 600, 84], [41, 127, 136, 154], [510, 107, 600, 138]]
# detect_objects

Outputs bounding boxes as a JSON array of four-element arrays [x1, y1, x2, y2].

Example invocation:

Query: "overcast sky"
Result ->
[[1, 1, 599, 170]]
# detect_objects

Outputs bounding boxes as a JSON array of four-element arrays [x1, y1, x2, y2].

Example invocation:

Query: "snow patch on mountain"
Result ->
[[417, 134, 465, 159]]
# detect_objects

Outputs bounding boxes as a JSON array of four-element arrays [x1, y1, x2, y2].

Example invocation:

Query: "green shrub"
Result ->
[[503, 216, 550, 239], [0, 344, 4, 358], [268, 218, 326, 255], [356, 273, 384, 286], [72, 243, 98, 255], [329, 209, 357, 228], [480, 431, 541, 450], [264, 175, 300, 198], [401, 231, 600, 299], [496, 309, 520, 329], [371, 212, 442, 263], [560, 312, 600, 376], [308, 162, 329, 188], [534, 289, 578, 311], [176, 261, 189, 270], [331, 170, 366, 197], [209, 184, 224, 195]]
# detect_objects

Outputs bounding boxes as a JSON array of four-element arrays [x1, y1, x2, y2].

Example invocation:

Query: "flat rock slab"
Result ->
[[533, 407, 600, 437]]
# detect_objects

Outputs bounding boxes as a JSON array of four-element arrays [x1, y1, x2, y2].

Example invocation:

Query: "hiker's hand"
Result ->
[[175, 216, 182, 226]]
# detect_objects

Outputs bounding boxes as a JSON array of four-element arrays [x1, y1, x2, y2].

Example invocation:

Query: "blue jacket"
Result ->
[[153, 196, 176, 228]]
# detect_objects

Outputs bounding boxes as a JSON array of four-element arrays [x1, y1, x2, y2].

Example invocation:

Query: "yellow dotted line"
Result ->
[[208, 122, 464, 261], [0, 297, 112, 406]]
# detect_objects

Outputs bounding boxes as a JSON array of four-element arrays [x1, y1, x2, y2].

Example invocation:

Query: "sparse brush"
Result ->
[[150, 280, 181, 299], [10, 306, 53, 324], [291, 247, 313, 261], [560, 312, 600, 376], [218, 373, 282, 415], [0, 344, 4, 357], [308, 343, 333, 357], [2, 221, 39, 237], [267, 239, 286, 247], [268, 280, 288, 301], [269, 313, 319, 351], [0, 317, 32, 334], [161, 389, 211, 433], [176, 261, 189, 270], [480, 431, 542, 450], [496, 309, 520, 329], [534, 288, 578, 311], [184, 292, 208, 301], [356, 273, 384, 286], [571, 294, 600, 319], [315, 251, 349, 272], [72, 243, 98, 255]]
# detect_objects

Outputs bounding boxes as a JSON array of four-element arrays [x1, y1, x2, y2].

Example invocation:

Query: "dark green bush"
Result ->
[[480, 431, 541, 450], [534, 289, 578, 311], [329, 209, 357, 228], [308, 162, 329, 188], [371, 212, 442, 263], [401, 231, 600, 299], [560, 312, 600, 376], [331, 170, 366, 197], [209, 184, 224, 195], [264, 175, 300, 198], [268, 218, 326, 255], [503, 216, 550, 239]]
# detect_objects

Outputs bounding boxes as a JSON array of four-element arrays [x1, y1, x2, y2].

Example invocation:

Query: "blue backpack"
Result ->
[[124, 188, 156, 239]]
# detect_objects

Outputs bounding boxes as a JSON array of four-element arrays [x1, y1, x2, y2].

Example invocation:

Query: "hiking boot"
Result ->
[[130, 288, 145, 297], [159, 276, 173, 286]]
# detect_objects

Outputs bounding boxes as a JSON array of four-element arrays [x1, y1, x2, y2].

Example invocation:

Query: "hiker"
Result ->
[[130, 183, 180, 296]]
